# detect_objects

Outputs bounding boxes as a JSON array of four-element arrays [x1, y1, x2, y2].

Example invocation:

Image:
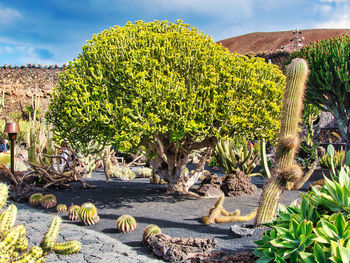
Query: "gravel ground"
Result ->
[[12, 169, 307, 262]]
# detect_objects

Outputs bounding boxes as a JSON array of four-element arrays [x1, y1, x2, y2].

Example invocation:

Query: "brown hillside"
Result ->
[[218, 28, 350, 55]]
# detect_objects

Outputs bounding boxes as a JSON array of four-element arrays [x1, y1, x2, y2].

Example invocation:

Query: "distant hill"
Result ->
[[218, 28, 350, 55]]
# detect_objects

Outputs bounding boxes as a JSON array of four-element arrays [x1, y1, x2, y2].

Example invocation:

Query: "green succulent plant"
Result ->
[[116, 214, 137, 233], [319, 145, 345, 170], [79, 202, 99, 225], [254, 148, 350, 263]]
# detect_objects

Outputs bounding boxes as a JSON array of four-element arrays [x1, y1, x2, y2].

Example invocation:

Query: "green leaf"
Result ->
[[327, 144, 335, 158], [313, 242, 328, 263]]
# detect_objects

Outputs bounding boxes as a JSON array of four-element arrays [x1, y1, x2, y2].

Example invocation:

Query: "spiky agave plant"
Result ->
[[68, 205, 80, 221], [116, 214, 137, 233], [41, 194, 57, 209], [142, 224, 161, 243], [29, 193, 43, 207], [79, 203, 99, 225], [56, 204, 67, 213]]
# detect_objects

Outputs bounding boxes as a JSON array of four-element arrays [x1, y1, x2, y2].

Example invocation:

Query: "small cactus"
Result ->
[[68, 205, 80, 221], [142, 224, 161, 243], [56, 204, 67, 213], [29, 193, 43, 207], [41, 194, 57, 209], [79, 203, 99, 225], [116, 214, 137, 233]]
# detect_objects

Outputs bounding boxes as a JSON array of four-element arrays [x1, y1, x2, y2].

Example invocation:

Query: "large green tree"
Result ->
[[47, 20, 285, 193], [289, 35, 350, 150]]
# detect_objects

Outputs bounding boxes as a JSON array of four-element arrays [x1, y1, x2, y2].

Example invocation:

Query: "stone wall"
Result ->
[[0, 67, 64, 120]]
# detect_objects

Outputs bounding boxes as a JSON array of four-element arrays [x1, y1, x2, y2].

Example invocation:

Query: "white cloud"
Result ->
[[0, 6, 22, 24], [314, 1, 350, 28]]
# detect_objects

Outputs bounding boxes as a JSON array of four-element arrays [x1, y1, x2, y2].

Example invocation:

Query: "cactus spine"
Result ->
[[255, 58, 308, 226]]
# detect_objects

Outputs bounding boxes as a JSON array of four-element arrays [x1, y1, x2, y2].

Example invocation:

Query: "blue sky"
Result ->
[[0, 0, 349, 66]]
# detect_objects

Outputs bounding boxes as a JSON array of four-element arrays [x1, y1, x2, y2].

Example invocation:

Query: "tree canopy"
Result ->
[[47, 20, 285, 155]]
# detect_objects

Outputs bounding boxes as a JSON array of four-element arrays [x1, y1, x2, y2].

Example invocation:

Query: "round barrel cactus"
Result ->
[[116, 214, 137, 233], [29, 193, 43, 207], [79, 203, 99, 225], [56, 204, 67, 213], [68, 205, 81, 221], [142, 224, 161, 243], [41, 194, 57, 209]]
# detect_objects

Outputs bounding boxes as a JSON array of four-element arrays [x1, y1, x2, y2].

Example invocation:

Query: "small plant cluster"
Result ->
[[254, 145, 350, 262], [29, 193, 100, 226], [0, 183, 81, 262], [115, 213, 161, 245], [319, 146, 345, 169], [110, 166, 136, 181]]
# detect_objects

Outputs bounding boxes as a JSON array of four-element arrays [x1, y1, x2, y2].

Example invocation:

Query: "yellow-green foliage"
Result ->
[[79, 202, 99, 225], [47, 20, 285, 158], [116, 214, 137, 233], [0, 183, 81, 262]]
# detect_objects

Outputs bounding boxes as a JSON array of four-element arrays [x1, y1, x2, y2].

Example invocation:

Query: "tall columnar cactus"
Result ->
[[255, 58, 309, 226]]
